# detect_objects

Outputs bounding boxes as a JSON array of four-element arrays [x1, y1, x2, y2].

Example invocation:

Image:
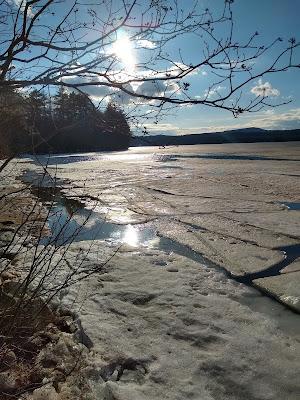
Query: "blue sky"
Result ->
[[3, 0, 300, 134], [143, 0, 300, 135], [86, 0, 300, 134]]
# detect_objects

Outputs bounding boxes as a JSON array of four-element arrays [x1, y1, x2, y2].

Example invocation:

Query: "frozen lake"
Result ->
[[18, 141, 300, 399]]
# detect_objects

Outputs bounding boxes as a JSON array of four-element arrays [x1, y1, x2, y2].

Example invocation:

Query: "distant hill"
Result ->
[[130, 128, 300, 147]]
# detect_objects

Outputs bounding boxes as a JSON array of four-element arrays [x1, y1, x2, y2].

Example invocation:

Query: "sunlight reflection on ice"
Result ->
[[122, 224, 139, 247]]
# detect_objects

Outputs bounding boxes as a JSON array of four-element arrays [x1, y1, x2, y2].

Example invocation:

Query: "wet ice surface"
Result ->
[[25, 150, 300, 166], [156, 153, 300, 162], [23, 170, 300, 282], [22, 170, 156, 247], [280, 201, 300, 210], [19, 143, 300, 399], [21, 167, 300, 333], [42, 198, 156, 247]]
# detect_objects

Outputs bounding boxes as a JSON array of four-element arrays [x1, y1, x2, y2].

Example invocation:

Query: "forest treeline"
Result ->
[[0, 87, 131, 157]]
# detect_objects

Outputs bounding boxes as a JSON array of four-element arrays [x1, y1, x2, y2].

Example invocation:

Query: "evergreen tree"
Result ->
[[103, 103, 131, 138], [54, 87, 72, 126], [27, 90, 48, 126], [0, 87, 131, 155], [0, 86, 28, 156]]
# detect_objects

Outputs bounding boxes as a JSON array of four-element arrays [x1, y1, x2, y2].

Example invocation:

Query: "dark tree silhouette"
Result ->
[[101, 103, 131, 149], [0, 86, 28, 157], [1, 86, 132, 156]]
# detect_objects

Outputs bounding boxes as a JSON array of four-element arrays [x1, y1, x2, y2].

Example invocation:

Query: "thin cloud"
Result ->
[[144, 108, 300, 135], [136, 40, 156, 49], [62, 73, 181, 105], [62, 75, 115, 98], [192, 108, 300, 133], [204, 85, 226, 99], [8, 0, 34, 16], [251, 79, 280, 97], [136, 80, 180, 96]]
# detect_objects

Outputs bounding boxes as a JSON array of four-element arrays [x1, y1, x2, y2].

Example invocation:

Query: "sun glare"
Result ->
[[123, 225, 139, 247], [112, 33, 135, 74]]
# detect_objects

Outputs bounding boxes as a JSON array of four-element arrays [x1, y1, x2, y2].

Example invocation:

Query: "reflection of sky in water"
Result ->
[[280, 202, 300, 210], [22, 170, 155, 248], [42, 202, 155, 247]]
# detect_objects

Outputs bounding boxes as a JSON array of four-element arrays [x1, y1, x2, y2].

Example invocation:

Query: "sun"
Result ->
[[112, 32, 135, 74]]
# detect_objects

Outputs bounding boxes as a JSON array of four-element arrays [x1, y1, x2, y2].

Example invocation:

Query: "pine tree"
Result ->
[[104, 103, 131, 137], [27, 90, 48, 126], [0, 86, 28, 156], [54, 87, 72, 126]]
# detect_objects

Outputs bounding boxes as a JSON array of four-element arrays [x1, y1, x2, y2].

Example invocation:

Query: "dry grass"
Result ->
[[0, 280, 77, 399]]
